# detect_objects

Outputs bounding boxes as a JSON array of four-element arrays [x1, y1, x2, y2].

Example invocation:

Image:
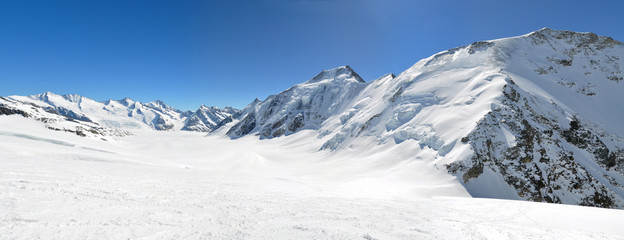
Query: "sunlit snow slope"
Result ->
[[2, 116, 624, 239]]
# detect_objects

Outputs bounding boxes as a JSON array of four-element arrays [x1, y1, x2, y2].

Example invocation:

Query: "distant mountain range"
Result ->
[[1, 92, 238, 134], [2, 28, 623, 209]]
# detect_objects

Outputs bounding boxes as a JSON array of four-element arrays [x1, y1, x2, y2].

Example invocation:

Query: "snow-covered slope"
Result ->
[[226, 65, 366, 138], [225, 28, 624, 209], [2, 116, 624, 239], [4, 92, 238, 133], [0, 96, 130, 140]]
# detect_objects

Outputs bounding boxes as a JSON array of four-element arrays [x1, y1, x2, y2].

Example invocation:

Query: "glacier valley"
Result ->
[[2, 28, 624, 239]]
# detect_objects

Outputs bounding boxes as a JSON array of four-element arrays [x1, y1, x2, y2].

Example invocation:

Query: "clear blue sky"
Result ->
[[1, 0, 622, 110]]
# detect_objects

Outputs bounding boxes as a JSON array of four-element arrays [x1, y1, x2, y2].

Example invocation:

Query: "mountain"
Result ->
[[226, 65, 367, 138], [182, 105, 239, 132], [438, 28, 624, 208], [0, 95, 131, 139], [1, 92, 239, 133], [223, 28, 624, 208]]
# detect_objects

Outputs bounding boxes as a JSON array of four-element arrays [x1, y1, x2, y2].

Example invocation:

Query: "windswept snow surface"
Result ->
[[2, 116, 624, 239]]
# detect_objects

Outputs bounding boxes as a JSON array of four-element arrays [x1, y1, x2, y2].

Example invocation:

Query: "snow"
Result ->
[[217, 28, 624, 208], [7, 92, 238, 132], [463, 166, 521, 200], [2, 115, 624, 239], [500, 125, 517, 147], [227, 65, 367, 138], [3, 28, 624, 238]]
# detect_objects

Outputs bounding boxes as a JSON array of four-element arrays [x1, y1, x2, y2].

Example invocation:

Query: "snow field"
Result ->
[[1, 116, 624, 239]]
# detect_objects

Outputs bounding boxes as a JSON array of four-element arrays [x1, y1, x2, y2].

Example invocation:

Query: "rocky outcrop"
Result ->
[[447, 80, 624, 208]]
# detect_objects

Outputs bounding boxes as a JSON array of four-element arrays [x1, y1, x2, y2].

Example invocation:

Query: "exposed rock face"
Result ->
[[226, 66, 367, 139], [182, 105, 239, 132], [226, 112, 256, 137], [0, 99, 30, 117], [447, 81, 624, 208], [152, 114, 175, 131]]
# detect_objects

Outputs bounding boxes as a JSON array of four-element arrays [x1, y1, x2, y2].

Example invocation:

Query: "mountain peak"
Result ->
[[525, 28, 623, 46], [33, 91, 58, 99], [529, 27, 591, 38], [146, 100, 179, 113], [306, 65, 365, 84], [379, 73, 396, 79], [534, 27, 554, 33], [150, 100, 169, 108], [117, 97, 135, 106], [62, 94, 85, 103], [29, 91, 65, 104], [198, 105, 216, 110]]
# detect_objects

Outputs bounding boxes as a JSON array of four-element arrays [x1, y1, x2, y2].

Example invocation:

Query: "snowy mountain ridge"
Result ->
[[1, 92, 239, 135], [226, 65, 368, 139]]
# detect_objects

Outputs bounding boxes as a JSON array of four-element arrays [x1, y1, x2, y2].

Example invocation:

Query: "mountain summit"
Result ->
[[306, 65, 365, 84], [226, 65, 367, 138]]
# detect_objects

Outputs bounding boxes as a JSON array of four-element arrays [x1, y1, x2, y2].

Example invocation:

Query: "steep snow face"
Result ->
[[317, 51, 508, 152], [226, 66, 367, 138], [6, 92, 239, 132]]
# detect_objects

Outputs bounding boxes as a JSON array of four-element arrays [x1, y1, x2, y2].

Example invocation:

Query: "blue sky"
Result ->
[[1, 0, 622, 110]]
